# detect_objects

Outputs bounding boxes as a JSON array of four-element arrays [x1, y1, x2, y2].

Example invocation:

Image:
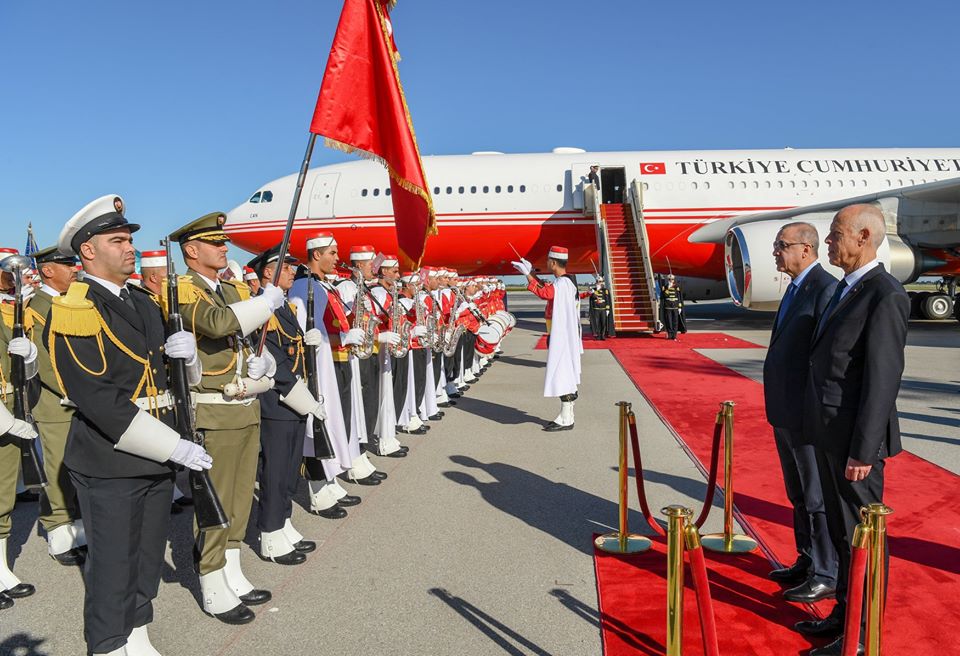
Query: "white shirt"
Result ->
[[789, 260, 817, 289], [840, 258, 880, 300], [82, 273, 126, 298], [195, 272, 221, 293], [40, 283, 61, 298]]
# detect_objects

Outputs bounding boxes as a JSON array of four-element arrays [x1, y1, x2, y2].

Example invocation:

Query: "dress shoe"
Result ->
[[379, 449, 407, 458], [348, 474, 381, 486], [438, 401, 457, 407], [429, 413, 444, 420], [4, 583, 35, 599], [311, 504, 347, 519], [51, 547, 86, 566], [769, 560, 810, 585], [293, 540, 316, 554], [370, 471, 388, 481], [0, 591, 12, 610], [459, 385, 471, 391], [543, 422, 574, 432], [239, 589, 272, 605], [809, 636, 863, 655], [211, 603, 255, 625], [399, 426, 428, 435], [449, 392, 462, 399], [338, 494, 362, 507], [783, 581, 836, 603], [794, 616, 843, 638], [264, 550, 306, 566], [170, 502, 184, 514]]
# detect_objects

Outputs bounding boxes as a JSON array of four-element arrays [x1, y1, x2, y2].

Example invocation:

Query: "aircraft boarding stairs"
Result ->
[[586, 181, 658, 333]]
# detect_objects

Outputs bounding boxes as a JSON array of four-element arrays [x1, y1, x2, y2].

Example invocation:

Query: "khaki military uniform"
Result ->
[[26, 290, 78, 533], [0, 309, 21, 539], [180, 271, 261, 575]]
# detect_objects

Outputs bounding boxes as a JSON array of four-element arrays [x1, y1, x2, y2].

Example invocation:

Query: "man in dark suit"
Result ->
[[796, 204, 909, 656], [763, 222, 839, 604]]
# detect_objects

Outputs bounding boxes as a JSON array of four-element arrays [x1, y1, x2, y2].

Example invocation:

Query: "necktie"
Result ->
[[776, 283, 798, 329], [119, 287, 135, 309], [214, 285, 226, 303], [817, 279, 848, 336]]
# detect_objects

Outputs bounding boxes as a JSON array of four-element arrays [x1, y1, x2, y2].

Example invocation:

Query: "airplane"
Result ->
[[224, 147, 960, 323]]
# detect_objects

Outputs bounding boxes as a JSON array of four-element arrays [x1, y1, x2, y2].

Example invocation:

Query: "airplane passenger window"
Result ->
[[556, 184, 562, 192], [434, 187, 440, 194], [458, 186, 465, 194], [777, 181, 783, 188], [361, 189, 368, 197], [385, 188, 391, 196], [790, 181, 796, 188], [752, 181, 759, 189], [642, 182, 649, 191], [824, 180, 830, 188], [885, 180, 891, 187], [249, 192, 261, 204], [849, 180, 855, 187], [837, 181, 843, 187], [801, 181, 807, 188], [470, 186, 477, 194], [446, 186, 453, 194], [765, 181, 772, 188], [728, 182, 735, 189], [483, 186, 489, 193], [507, 185, 514, 193], [261, 191, 273, 202], [703, 182, 710, 190], [495, 185, 501, 193], [373, 188, 380, 196], [519, 185, 526, 193]]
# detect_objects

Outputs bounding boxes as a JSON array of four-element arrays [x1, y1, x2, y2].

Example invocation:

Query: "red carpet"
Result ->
[[579, 332, 960, 655]]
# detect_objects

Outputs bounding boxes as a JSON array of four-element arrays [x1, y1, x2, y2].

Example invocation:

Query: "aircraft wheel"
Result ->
[[921, 293, 953, 320]]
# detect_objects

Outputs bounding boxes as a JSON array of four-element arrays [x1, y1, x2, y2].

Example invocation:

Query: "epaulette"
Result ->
[[50, 283, 102, 337], [129, 284, 162, 308], [222, 278, 251, 301], [265, 313, 280, 332], [1, 301, 36, 331], [159, 275, 204, 312]]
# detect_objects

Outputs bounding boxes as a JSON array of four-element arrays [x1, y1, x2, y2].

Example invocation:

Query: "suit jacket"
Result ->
[[44, 280, 176, 478], [259, 300, 306, 422], [802, 264, 909, 464], [763, 263, 837, 434]]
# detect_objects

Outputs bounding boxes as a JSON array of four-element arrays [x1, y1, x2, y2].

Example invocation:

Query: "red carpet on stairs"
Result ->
[[568, 332, 960, 655]]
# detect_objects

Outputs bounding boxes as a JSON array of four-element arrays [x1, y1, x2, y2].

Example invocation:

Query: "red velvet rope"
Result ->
[[694, 417, 724, 529], [686, 540, 721, 656], [843, 541, 870, 656], [627, 412, 666, 536]]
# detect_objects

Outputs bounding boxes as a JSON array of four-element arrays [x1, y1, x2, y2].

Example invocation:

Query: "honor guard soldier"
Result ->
[[513, 246, 583, 431], [0, 248, 40, 610], [48, 195, 208, 655], [247, 245, 326, 565], [170, 212, 284, 625], [660, 274, 685, 340], [588, 276, 612, 340], [26, 246, 88, 564]]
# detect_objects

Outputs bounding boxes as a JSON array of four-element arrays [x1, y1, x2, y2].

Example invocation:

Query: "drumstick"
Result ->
[[508, 242, 523, 260]]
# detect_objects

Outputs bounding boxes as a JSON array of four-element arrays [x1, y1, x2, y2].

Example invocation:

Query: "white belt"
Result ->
[[133, 391, 176, 411], [192, 392, 255, 406]]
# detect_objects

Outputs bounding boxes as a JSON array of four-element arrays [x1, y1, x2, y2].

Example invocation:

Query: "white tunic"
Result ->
[[543, 276, 583, 398]]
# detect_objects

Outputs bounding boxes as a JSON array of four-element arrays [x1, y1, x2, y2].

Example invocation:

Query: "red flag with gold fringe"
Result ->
[[310, 0, 436, 269]]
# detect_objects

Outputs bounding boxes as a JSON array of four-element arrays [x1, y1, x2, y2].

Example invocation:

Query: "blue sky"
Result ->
[[1, 0, 957, 261]]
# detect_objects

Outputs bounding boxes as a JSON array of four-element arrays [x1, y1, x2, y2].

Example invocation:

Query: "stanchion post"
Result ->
[[865, 503, 893, 656], [701, 401, 758, 554], [842, 515, 872, 656], [595, 402, 652, 554], [662, 505, 693, 656]]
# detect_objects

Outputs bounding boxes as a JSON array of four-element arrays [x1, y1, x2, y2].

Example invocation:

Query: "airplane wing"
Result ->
[[687, 176, 960, 246]]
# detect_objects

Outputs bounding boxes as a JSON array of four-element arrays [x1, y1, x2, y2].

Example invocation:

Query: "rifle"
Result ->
[[303, 275, 335, 461], [162, 238, 229, 532], [2, 255, 46, 489]]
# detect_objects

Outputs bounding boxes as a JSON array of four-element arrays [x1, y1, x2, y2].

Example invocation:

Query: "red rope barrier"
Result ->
[[627, 412, 666, 536], [694, 415, 724, 529], [842, 528, 871, 656], [685, 528, 721, 656]]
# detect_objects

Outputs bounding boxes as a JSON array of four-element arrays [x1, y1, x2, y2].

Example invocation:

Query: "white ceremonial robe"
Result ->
[[543, 276, 583, 398]]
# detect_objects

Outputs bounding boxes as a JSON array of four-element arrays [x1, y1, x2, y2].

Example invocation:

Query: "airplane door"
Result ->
[[308, 173, 340, 218], [571, 162, 600, 210]]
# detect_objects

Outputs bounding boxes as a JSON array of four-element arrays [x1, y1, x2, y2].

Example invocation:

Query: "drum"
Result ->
[[474, 322, 504, 355]]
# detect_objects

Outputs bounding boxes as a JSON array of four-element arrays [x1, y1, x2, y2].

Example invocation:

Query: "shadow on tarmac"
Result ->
[[549, 588, 666, 654], [0, 633, 51, 656], [454, 397, 545, 427]]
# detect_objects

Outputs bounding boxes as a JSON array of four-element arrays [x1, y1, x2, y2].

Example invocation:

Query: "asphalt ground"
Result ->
[[2, 293, 956, 655]]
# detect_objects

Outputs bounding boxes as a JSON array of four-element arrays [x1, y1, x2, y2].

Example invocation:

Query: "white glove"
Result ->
[[164, 330, 197, 363], [303, 328, 323, 346], [7, 336, 37, 364], [7, 418, 37, 440], [511, 258, 532, 275], [246, 350, 277, 380], [412, 325, 428, 338], [168, 439, 213, 471], [21, 284, 36, 302], [260, 283, 286, 312], [378, 331, 401, 346], [311, 397, 328, 421], [342, 328, 365, 346]]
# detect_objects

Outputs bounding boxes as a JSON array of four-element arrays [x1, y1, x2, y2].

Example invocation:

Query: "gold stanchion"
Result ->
[[865, 503, 892, 656], [701, 401, 758, 554], [595, 401, 652, 554], [662, 505, 693, 656]]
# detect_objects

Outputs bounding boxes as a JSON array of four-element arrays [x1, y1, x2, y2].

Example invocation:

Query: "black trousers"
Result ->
[[258, 418, 306, 533], [412, 349, 428, 410], [664, 308, 680, 339], [444, 342, 458, 383], [432, 349, 443, 389], [70, 470, 173, 655], [590, 309, 609, 338], [357, 354, 380, 445], [462, 332, 477, 372], [816, 449, 887, 635], [773, 428, 837, 585], [333, 360, 352, 438], [392, 353, 409, 416]]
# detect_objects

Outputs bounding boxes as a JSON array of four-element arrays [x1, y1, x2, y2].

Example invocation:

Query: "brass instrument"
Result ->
[[346, 266, 379, 360], [388, 282, 410, 358]]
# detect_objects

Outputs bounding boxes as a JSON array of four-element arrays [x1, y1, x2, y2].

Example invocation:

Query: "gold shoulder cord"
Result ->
[[273, 315, 304, 375]]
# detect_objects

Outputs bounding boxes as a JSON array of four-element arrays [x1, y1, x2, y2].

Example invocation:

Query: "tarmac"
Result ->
[[2, 294, 957, 655]]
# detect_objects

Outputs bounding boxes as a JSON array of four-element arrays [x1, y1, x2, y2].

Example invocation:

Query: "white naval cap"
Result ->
[[59, 194, 140, 256], [306, 232, 336, 250]]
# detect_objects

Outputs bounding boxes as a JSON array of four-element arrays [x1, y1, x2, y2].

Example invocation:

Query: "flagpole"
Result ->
[[255, 132, 318, 356]]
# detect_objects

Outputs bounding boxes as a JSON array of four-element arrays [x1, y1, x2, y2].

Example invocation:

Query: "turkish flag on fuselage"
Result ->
[[310, 0, 436, 269], [639, 162, 667, 175]]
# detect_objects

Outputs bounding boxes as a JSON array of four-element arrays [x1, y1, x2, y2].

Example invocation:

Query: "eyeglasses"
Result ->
[[772, 240, 810, 251]]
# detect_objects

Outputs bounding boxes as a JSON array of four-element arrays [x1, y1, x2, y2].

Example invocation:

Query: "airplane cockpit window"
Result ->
[[261, 191, 273, 202], [249, 192, 262, 204]]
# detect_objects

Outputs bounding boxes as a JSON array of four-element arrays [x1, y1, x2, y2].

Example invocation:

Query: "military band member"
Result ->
[[288, 233, 364, 518], [171, 212, 284, 625], [0, 248, 40, 611], [513, 246, 583, 431], [49, 195, 207, 654], [371, 256, 412, 456], [243, 266, 260, 295], [26, 246, 88, 565], [248, 246, 324, 564], [588, 276, 612, 340], [660, 274, 685, 340]]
